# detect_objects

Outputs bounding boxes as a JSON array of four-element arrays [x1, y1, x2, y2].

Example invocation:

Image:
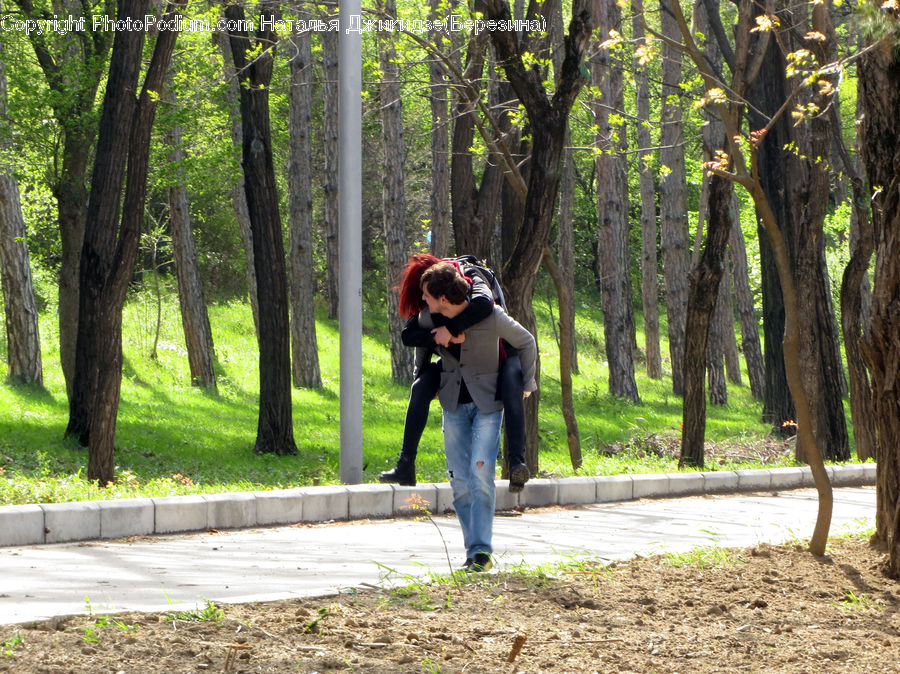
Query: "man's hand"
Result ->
[[431, 326, 453, 347], [431, 326, 466, 347]]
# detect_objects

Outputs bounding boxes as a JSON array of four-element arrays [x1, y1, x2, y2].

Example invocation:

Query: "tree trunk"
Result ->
[[213, 29, 260, 336], [0, 176, 42, 386], [632, 0, 661, 380], [428, 0, 452, 258], [82, 0, 183, 484], [858, 25, 900, 574], [749, 1, 848, 461], [668, 0, 831, 556], [557, 136, 579, 374], [592, 0, 638, 402], [694, 0, 728, 406], [12, 0, 111, 398], [544, 248, 581, 469], [485, 0, 593, 471], [322, 28, 340, 319], [166, 80, 216, 391], [288, 20, 322, 390], [378, 0, 412, 382], [833, 104, 876, 461], [659, 2, 690, 395], [0, 46, 42, 385], [450, 32, 503, 262], [720, 266, 742, 386], [681, 174, 733, 467], [227, 2, 297, 456], [66, 0, 150, 449], [706, 275, 728, 405], [728, 199, 765, 399]]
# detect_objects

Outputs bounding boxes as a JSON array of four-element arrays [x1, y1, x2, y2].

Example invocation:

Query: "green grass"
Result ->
[[0, 281, 845, 506]]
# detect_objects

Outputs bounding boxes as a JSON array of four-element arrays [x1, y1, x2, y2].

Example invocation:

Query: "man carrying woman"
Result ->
[[398, 261, 537, 571], [379, 254, 530, 492]]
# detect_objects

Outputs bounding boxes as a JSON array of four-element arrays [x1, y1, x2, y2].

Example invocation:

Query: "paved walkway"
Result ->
[[0, 487, 875, 626]]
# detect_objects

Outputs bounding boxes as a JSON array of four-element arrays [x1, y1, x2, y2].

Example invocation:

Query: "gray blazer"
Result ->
[[420, 305, 537, 413]]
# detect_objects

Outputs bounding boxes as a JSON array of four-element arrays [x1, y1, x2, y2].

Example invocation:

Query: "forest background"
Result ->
[[1, 0, 900, 565]]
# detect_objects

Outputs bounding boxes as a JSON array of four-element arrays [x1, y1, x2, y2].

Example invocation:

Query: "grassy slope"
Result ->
[[0, 286, 824, 505]]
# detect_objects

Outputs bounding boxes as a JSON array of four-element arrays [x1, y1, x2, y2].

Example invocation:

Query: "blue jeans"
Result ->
[[442, 402, 503, 558]]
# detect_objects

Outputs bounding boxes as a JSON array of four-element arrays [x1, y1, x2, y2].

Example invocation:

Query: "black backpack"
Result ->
[[447, 255, 507, 311]]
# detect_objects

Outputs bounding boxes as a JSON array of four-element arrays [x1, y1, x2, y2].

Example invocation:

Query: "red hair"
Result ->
[[394, 254, 470, 318], [395, 254, 442, 318]]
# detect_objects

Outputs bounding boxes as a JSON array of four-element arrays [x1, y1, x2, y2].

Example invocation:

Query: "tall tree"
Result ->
[[165, 78, 216, 391], [718, 266, 742, 386], [593, 0, 638, 401], [694, 0, 728, 406], [0, 36, 42, 386], [632, 0, 661, 380], [659, 0, 690, 395], [681, 172, 734, 467], [746, 0, 849, 462], [450, 31, 505, 261], [664, 0, 833, 554], [728, 195, 765, 399], [551, 0, 579, 375], [213, 29, 260, 336], [539, 0, 580, 468], [428, 0, 452, 258], [321, 27, 340, 319], [227, 2, 297, 456], [858, 5, 900, 575], [11, 0, 112, 397], [377, 0, 413, 382], [834, 101, 875, 461], [483, 0, 593, 468], [288, 19, 322, 389], [68, 0, 185, 484]]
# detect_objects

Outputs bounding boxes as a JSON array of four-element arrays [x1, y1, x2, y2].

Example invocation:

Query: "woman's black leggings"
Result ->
[[399, 351, 526, 466]]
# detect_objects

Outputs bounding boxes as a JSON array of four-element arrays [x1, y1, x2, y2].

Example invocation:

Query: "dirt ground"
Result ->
[[2, 536, 898, 673]]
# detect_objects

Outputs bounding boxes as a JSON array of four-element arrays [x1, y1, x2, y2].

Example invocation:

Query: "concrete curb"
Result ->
[[0, 463, 875, 548]]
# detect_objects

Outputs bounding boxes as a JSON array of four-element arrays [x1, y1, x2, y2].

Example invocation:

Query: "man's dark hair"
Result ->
[[421, 262, 469, 305]]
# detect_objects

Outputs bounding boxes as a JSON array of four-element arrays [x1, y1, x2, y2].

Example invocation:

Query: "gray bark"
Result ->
[[593, 0, 638, 401], [857, 5, 900, 574], [695, 0, 727, 404], [378, 0, 412, 382], [288, 21, 322, 389], [659, 1, 690, 395], [0, 45, 42, 385], [428, 0, 452, 258], [729, 196, 765, 399], [633, 0, 661, 380], [214, 29, 259, 335], [11, 0, 111, 397], [166, 83, 216, 390], [322, 28, 340, 319]]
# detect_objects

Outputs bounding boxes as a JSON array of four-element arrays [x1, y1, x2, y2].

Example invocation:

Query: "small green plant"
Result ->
[[166, 599, 225, 623], [304, 606, 330, 633], [81, 624, 101, 644], [422, 657, 443, 673], [662, 546, 743, 569], [836, 590, 878, 611], [113, 619, 138, 634], [2, 632, 24, 656]]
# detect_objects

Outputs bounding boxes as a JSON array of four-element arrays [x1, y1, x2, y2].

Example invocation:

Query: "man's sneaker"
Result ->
[[378, 456, 416, 486], [461, 553, 493, 573], [508, 462, 529, 493]]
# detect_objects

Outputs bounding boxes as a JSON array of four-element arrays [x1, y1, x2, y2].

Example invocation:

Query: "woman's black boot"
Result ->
[[378, 455, 416, 486]]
